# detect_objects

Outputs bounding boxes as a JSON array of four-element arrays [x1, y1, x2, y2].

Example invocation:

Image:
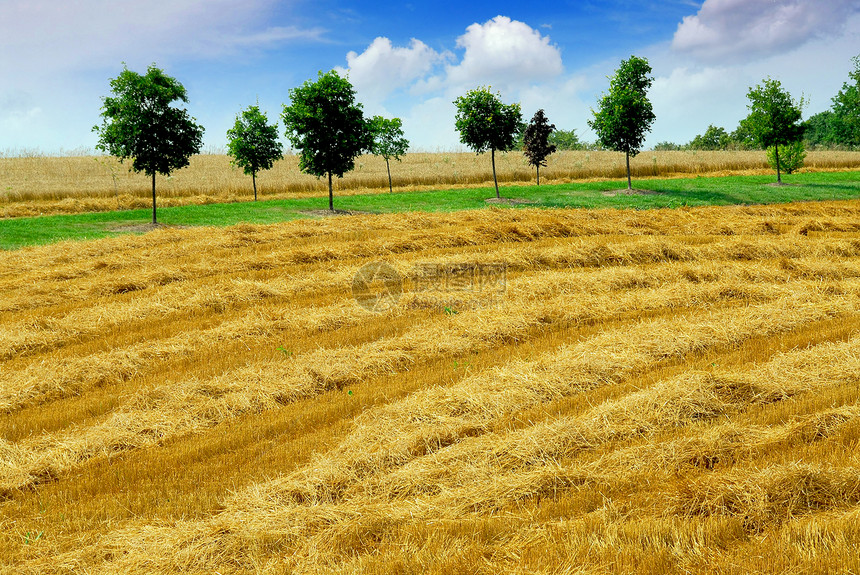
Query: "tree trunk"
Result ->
[[626, 151, 632, 191], [492, 148, 500, 199], [151, 172, 157, 224], [328, 172, 334, 211], [775, 144, 782, 184], [252, 171, 258, 201], [386, 158, 392, 194], [536, 164, 540, 187]]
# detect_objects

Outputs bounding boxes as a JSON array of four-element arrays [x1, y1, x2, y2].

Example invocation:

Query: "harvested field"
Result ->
[[1, 201, 860, 574], [1, 150, 859, 217]]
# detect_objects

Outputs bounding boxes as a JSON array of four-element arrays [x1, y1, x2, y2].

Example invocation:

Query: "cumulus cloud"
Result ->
[[336, 38, 448, 105], [446, 16, 564, 90], [672, 0, 860, 63]]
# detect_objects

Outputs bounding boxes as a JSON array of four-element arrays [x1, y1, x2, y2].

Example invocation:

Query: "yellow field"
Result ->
[[2, 202, 860, 574], [2, 150, 859, 217]]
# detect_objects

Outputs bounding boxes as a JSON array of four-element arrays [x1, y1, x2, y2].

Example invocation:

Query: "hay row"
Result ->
[[223, 289, 858, 512], [366, 338, 860, 510], [0, 299, 404, 413], [3, 285, 853, 496], [4, 252, 850, 423], [3, 230, 858, 358], [3, 201, 859, 288], [129, 335, 860, 574]]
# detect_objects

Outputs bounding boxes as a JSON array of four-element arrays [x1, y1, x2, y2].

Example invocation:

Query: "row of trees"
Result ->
[[94, 54, 856, 222], [93, 67, 408, 222]]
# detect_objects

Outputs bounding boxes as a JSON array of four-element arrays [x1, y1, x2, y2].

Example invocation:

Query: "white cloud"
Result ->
[[336, 38, 448, 105], [336, 17, 567, 149], [446, 16, 564, 90], [0, 0, 321, 76], [672, 0, 860, 63]]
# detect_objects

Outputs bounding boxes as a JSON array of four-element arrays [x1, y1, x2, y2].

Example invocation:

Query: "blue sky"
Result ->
[[1, 0, 858, 154]]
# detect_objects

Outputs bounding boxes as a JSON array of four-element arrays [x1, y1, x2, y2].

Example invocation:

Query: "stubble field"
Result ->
[[2, 201, 860, 574]]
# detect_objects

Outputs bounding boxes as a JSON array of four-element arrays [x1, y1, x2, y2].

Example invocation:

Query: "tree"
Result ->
[[226, 105, 283, 201], [93, 64, 204, 224], [767, 140, 806, 174], [522, 109, 557, 186], [588, 55, 656, 190], [831, 54, 860, 148], [743, 77, 805, 184], [282, 70, 372, 211], [803, 111, 841, 149], [548, 129, 583, 151], [688, 125, 730, 150], [369, 116, 409, 193], [729, 119, 757, 150], [453, 87, 523, 199]]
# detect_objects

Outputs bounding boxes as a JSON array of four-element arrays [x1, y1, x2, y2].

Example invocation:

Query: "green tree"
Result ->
[[548, 129, 584, 151], [522, 109, 557, 186], [688, 125, 730, 150], [369, 116, 410, 193], [93, 64, 204, 224], [653, 141, 681, 151], [803, 111, 841, 148], [729, 119, 757, 150], [743, 77, 805, 184], [767, 140, 806, 174], [282, 70, 372, 211], [453, 87, 523, 198], [226, 105, 283, 201], [831, 54, 860, 148], [588, 55, 656, 190]]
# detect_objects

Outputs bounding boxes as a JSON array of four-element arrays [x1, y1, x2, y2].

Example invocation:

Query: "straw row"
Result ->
[[59, 332, 860, 573], [6, 256, 857, 413]]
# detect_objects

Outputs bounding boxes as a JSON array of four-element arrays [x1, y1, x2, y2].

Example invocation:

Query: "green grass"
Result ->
[[1, 171, 858, 250]]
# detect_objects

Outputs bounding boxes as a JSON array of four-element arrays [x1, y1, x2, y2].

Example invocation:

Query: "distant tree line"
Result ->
[[667, 55, 860, 153]]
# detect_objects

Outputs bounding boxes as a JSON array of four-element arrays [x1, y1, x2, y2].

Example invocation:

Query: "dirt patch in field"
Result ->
[[601, 189, 661, 197], [107, 223, 192, 233], [300, 209, 376, 217], [484, 197, 537, 205]]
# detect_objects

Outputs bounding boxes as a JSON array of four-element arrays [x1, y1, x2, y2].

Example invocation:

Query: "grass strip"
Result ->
[[1, 171, 858, 250]]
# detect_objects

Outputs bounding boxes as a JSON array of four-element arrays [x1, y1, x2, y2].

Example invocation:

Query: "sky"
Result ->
[[1, 0, 859, 154]]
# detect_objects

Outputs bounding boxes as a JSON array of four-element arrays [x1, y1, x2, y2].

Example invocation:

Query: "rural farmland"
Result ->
[[3, 2, 860, 571], [2, 199, 860, 573]]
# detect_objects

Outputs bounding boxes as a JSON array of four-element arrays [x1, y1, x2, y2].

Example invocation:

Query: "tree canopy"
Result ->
[[588, 55, 655, 190], [522, 109, 557, 186], [688, 125, 730, 150], [743, 77, 805, 183], [282, 70, 372, 210], [93, 64, 204, 224], [453, 87, 523, 198], [830, 54, 860, 148], [548, 129, 584, 151], [226, 105, 283, 201], [369, 116, 410, 193]]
